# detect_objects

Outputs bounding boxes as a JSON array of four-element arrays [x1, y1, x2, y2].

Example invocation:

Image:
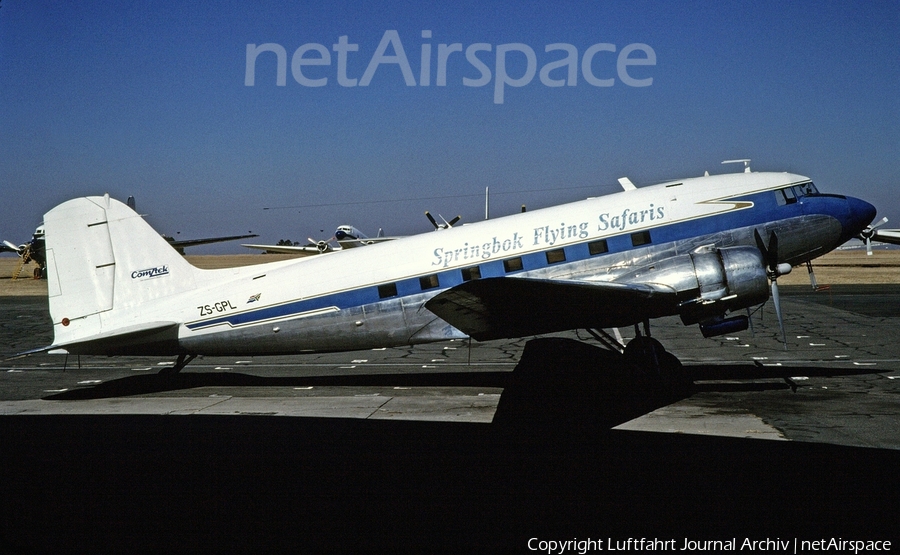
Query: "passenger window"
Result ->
[[545, 249, 566, 264], [378, 283, 398, 298], [631, 231, 652, 247], [588, 239, 609, 255], [461, 266, 481, 281], [503, 257, 523, 273], [419, 275, 439, 290]]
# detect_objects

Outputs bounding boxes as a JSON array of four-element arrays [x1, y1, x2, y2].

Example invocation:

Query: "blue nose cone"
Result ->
[[844, 196, 877, 238]]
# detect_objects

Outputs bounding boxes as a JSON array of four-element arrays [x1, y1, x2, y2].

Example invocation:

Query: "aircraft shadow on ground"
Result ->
[[6, 337, 898, 552], [43, 337, 878, 435]]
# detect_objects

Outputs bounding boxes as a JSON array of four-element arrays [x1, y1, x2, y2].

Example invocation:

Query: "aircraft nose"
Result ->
[[845, 196, 877, 236]]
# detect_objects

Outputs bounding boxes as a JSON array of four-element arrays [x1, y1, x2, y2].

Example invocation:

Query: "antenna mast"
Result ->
[[722, 159, 752, 173]]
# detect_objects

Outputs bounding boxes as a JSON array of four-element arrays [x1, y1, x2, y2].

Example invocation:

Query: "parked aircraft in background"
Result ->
[[2, 226, 46, 279], [856, 217, 900, 254], [125, 196, 258, 255], [426, 211, 461, 230], [28, 163, 877, 383], [2, 197, 258, 278], [242, 225, 398, 255]]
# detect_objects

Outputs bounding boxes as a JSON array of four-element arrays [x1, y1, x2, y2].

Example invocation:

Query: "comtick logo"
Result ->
[[131, 266, 169, 279], [245, 30, 656, 104]]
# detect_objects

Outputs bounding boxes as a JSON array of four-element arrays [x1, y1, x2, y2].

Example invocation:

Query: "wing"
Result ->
[[336, 236, 399, 249], [168, 233, 259, 249], [873, 229, 900, 246], [241, 243, 329, 256], [424, 277, 679, 341]]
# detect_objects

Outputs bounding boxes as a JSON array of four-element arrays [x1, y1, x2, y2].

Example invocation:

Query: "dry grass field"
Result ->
[[2, 249, 899, 297]]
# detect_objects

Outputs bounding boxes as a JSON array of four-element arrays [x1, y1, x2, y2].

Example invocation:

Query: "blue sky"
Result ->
[[1, 0, 897, 253]]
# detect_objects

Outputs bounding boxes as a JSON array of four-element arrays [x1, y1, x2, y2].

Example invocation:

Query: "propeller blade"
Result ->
[[756, 228, 788, 348], [446, 215, 461, 227], [754, 229, 767, 257], [806, 260, 818, 291], [425, 211, 438, 229], [771, 279, 787, 349], [767, 232, 779, 272], [2, 240, 20, 253]]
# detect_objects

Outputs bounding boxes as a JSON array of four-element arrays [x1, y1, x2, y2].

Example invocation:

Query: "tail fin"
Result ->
[[43, 194, 199, 350]]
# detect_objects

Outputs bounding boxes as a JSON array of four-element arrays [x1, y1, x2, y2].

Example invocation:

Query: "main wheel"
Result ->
[[624, 336, 690, 389], [623, 336, 666, 371]]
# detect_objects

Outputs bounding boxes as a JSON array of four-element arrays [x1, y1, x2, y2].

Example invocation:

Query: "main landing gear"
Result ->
[[158, 353, 197, 375], [587, 320, 690, 390]]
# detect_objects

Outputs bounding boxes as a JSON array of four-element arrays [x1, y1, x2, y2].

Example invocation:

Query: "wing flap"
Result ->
[[425, 277, 678, 341]]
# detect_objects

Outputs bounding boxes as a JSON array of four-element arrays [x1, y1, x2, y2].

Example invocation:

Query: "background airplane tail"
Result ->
[[42, 194, 200, 349]]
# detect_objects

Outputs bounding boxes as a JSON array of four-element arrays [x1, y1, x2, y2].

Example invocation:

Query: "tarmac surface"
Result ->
[[1, 284, 899, 552]]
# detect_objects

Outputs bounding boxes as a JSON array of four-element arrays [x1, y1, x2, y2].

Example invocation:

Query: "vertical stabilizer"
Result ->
[[43, 195, 199, 348]]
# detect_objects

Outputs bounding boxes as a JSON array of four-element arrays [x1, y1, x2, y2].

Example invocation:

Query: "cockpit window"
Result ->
[[775, 182, 818, 206], [776, 187, 796, 206], [795, 182, 818, 196]]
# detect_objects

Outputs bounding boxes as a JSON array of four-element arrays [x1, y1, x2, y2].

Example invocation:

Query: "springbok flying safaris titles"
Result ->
[[431, 204, 665, 268]]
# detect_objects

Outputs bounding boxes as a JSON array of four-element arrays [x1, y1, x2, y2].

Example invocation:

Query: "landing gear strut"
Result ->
[[158, 353, 197, 375]]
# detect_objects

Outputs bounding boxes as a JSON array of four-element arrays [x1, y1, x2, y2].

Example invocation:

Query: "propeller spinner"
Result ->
[[858, 217, 889, 256], [425, 211, 461, 230]]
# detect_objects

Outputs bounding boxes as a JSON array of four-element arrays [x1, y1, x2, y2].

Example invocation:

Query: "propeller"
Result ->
[[307, 237, 334, 253], [858, 216, 888, 256], [425, 211, 461, 230], [754, 229, 792, 348], [2, 240, 23, 254]]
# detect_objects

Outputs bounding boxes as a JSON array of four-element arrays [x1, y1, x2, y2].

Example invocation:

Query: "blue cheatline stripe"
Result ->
[[186, 189, 808, 332]]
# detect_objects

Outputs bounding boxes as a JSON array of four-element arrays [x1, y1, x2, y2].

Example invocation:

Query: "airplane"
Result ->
[[2, 225, 259, 276], [857, 217, 900, 254], [124, 196, 259, 255], [243, 212, 462, 256], [426, 211, 461, 230], [2, 226, 46, 279], [27, 163, 877, 382], [242, 225, 397, 255], [3, 196, 258, 278]]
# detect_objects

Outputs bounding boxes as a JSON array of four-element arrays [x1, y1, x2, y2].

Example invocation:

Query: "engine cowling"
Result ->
[[614, 245, 770, 325]]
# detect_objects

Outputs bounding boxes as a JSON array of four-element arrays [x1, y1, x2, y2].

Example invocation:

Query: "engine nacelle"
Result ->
[[614, 246, 770, 325]]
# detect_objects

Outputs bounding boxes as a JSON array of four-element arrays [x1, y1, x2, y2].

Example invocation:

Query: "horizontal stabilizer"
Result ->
[[424, 277, 678, 341], [47, 321, 181, 356]]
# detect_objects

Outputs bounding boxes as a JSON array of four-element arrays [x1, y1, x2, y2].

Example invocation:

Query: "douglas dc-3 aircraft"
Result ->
[[32, 165, 877, 379], [242, 225, 396, 255], [242, 212, 458, 256]]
